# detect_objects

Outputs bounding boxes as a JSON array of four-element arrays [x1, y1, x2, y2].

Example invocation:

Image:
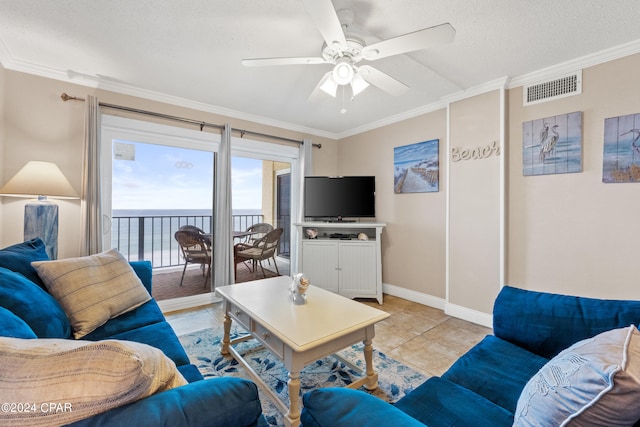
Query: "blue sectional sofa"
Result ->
[[0, 239, 265, 427], [301, 285, 640, 427]]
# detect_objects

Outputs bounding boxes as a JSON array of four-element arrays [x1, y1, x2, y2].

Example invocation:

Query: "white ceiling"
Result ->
[[1, 0, 640, 139]]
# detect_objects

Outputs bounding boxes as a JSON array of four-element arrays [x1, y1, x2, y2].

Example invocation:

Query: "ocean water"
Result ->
[[111, 209, 262, 267]]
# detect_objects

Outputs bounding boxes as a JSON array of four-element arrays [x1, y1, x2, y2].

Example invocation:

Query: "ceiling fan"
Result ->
[[242, 0, 455, 99]]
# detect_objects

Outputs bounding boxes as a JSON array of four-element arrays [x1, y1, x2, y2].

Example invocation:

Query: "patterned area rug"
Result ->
[[179, 324, 428, 427]]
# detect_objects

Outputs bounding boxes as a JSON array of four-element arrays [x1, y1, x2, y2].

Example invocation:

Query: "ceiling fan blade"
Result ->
[[302, 0, 347, 50], [362, 23, 455, 60], [242, 57, 327, 67], [358, 65, 409, 96]]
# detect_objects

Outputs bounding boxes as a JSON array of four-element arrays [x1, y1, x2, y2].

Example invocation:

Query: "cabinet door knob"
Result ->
[[234, 310, 241, 316], [261, 332, 269, 339]]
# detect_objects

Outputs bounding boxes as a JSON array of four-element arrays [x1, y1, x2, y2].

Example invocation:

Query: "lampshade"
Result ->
[[318, 73, 339, 97], [0, 161, 79, 199], [350, 73, 370, 96]]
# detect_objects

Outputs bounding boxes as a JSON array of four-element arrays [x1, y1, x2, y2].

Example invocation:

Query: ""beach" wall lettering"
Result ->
[[451, 141, 500, 162]]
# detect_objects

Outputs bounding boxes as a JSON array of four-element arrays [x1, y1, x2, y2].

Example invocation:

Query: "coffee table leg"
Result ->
[[221, 312, 231, 356], [285, 371, 301, 427], [363, 338, 378, 390]]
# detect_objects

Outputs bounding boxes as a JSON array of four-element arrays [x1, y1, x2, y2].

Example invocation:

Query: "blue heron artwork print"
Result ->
[[522, 111, 582, 176], [603, 112, 640, 183]]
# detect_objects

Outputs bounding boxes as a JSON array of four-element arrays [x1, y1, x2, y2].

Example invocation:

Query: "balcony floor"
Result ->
[[151, 258, 289, 301]]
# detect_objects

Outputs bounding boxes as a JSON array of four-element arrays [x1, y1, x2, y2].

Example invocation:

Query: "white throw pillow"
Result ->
[[32, 249, 151, 338], [513, 325, 640, 427], [0, 337, 187, 426]]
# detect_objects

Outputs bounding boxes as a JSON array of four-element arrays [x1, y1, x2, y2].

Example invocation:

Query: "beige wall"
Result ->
[[3, 50, 640, 320], [337, 53, 640, 319], [0, 69, 336, 257], [448, 90, 502, 314], [338, 110, 448, 299], [507, 53, 640, 299]]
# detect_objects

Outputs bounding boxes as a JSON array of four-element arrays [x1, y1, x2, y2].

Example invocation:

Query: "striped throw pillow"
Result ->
[[0, 337, 187, 426], [32, 249, 151, 339]]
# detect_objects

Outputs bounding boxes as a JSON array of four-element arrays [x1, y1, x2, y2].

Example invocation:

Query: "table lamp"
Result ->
[[0, 161, 79, 259]]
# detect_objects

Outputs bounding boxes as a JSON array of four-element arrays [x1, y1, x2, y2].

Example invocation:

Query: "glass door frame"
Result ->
[[101, 115, 220, 311], [231, 136, 300, 276]]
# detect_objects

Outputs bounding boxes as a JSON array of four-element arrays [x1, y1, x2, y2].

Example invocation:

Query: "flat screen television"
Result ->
[[304, 176, 375, 220]]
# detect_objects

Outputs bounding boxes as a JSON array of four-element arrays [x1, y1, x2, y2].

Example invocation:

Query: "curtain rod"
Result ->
[[60, 93, 321, 148]]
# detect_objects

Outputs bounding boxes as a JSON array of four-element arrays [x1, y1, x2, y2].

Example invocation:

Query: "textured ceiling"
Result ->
[[1, 0, 640, 138]]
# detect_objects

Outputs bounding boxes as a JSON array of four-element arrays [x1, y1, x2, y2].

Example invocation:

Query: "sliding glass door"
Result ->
[[102, 116, 219, 304]]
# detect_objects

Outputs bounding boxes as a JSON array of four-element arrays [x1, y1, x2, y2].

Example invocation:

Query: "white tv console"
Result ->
[[294, 222, 386, 304]]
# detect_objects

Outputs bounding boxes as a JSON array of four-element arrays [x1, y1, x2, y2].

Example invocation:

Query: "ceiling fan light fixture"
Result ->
[[350, 73, 370, 96], [332, 59, 354, 85], [318, 73, 338, 97]]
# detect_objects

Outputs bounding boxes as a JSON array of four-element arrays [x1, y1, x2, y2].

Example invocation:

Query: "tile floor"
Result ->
[[166, 294, 492, 378]]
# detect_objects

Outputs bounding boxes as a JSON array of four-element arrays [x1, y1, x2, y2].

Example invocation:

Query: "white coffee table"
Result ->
[[215, 276, 390, 427]]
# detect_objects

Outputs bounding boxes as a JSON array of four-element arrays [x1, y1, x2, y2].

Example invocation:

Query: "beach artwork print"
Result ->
[[522, 111, 582, 176], [603, 113, 640, 183], [394, 139, 439, 193]]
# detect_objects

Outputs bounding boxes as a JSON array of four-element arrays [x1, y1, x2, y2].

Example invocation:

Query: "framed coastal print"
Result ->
[[394, 139, 439, 193], [522, 111, 582, 176], [603, 112, 640, 183]]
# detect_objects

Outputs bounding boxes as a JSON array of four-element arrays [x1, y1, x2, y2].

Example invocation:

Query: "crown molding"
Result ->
[[2, 34, 640, 141], [0, 40, 338, 141], [441, 76, 511, 104], [335, 99, 448, 139], [509, 39, 640, 88]]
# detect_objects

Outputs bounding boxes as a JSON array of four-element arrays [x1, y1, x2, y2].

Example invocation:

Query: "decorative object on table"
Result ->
[[305, 228, 318, 239], [394, 139, 439, 194], [357, 232, 368, 241], [522, 111, 582, 176], [290, 273, 310, 305], [602, 112, 640, 183], [0, 161, 79, 259]]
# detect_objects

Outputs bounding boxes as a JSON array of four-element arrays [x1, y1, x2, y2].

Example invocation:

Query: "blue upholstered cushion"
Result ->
[[301, 388, 425, 427], [393, 377, 514, 427], [442, 335, 549, 413], [178, 364, 205, 383], [0, 238, 49, 288], [95, 321, 192, 368], [0, 267, 71, 338], [129, 260, 153, 294], [80, 299, 165, 341], [0, 306, 37, 338], [65, 377, 264, 427], [493, 286, 640, 359]]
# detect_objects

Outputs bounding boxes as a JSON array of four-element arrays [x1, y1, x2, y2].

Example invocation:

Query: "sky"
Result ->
[[111, 140, 262, 210]]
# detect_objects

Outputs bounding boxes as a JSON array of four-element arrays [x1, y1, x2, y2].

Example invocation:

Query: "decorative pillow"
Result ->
[[0, 267, 71, 338], [514, 325, 640, 426], [0, 238, 49, 288], [0, 337, 187, 426], [0, 306, 37, 339], [32, 249, 151, 339]]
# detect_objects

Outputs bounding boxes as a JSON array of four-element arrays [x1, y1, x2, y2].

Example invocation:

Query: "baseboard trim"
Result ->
[[158, 293, 222, 314], [383, 282, 493, 328], [382, 283, 446, 310], [445, 303, 493, 329]]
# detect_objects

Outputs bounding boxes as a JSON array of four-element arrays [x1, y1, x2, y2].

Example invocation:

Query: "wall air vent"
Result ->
[[523, 70, 582, 106]]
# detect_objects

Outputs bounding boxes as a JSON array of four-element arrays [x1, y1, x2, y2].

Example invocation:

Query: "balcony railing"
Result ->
[[112, 214, 264, 268]]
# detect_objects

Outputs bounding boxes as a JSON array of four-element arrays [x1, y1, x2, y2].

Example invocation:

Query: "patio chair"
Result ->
[[234, 227, 283, 279], [243, 222, 273, 245], [179, 224, 211, 246], [174, 229, 212, 288]]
